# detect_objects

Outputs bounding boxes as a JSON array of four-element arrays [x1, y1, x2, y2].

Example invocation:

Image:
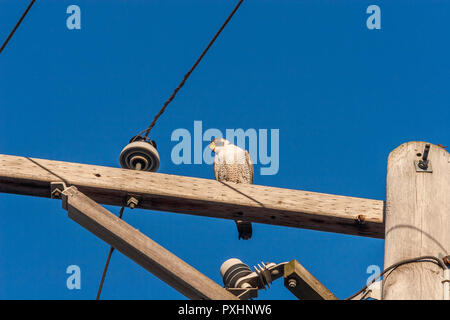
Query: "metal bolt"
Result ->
[[50, 182, 67, 199], [134, 162, 142, 171], [357, 214, 366, 225], [418, 144, 431, 170], [127, 197, 139, 209], [444, 256, 450, 268], [288, 279, 297, 288], [418, 160, 428, 170], [52, 189, 62, 199]]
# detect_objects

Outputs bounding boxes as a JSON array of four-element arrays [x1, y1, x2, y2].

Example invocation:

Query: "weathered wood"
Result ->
[[0, 153, 384, 238], [283, 259, 338, 300], [383, 142, 450, 299], [61, 186, 237, 300]]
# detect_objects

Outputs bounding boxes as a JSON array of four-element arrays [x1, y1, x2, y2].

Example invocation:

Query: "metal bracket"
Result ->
[[415, 144, 433, 173], [225, 259, 338, 300], [225, 262, 285, 300], [126, 196, 140, 209], [415, 160, 433, 173], [50, 182, 67, 199]]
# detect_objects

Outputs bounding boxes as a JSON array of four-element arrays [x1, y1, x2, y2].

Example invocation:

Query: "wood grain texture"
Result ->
[[62, 186, 237, 300], [383, 142, 450, 299], [0, 154, 384, 238], [284, 259, 338, 300]]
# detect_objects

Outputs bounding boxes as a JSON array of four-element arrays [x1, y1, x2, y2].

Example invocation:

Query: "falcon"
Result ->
[[209, 138, 253, 240]]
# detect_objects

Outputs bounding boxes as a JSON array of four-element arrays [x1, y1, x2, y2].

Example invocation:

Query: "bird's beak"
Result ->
[[208, 141, 215, 152]]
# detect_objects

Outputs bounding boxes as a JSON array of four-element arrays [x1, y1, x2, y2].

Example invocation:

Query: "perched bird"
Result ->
[[209, 138, 253, 240]]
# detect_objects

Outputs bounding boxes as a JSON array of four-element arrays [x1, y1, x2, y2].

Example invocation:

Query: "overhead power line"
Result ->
[[101, 1, 245, 297], [96, 206, 125, 300], [0, 0, 36, 55], [135, 0, 244, 140]]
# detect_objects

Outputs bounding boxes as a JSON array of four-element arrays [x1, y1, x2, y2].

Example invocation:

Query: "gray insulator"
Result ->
[[220, 258, 252, 288], [119, 141, 160, 172]]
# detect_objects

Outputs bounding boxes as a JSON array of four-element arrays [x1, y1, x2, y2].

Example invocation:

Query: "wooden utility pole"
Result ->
[[383, 142, 449, 299]]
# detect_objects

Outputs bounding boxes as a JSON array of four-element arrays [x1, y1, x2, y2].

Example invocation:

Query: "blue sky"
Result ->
[[0, 0, 448, 299]]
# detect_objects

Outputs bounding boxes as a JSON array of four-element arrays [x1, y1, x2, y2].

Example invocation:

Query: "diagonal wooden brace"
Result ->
[[60, 186, 237, 300]]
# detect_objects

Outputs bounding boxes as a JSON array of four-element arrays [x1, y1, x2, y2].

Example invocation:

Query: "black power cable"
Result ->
[[97, 1, 245, 298], [0, 0, 36, 55], [96, 206, 125, 300], [346, 256, 447, 300], [133, 0, 244, 141]]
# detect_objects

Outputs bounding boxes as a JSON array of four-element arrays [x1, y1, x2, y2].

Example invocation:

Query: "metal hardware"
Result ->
[[50, 182, 67, 199], [126, 196, 139, 209], [119, 136, 160, 172], [444, 256, 450, 268], [221, 259, 338, 300], [356, 214, 366, 225], [288, 278, 297, 288], [220, 259, 286, 300], [415, 144, 433, 173]]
